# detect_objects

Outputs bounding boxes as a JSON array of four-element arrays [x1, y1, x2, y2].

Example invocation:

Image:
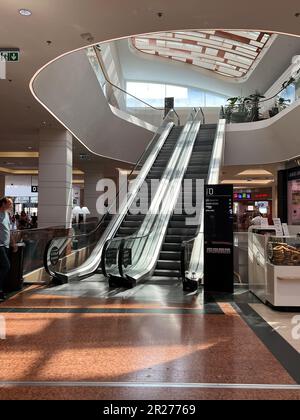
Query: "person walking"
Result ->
[[0, 197, 17, 302]]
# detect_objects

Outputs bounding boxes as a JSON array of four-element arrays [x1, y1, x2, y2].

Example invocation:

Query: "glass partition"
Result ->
[[11, 227, 70, 276]]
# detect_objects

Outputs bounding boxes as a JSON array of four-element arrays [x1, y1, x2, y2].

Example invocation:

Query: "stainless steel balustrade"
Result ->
[[44, 111, 177, 282], [103, 109, 203, 287], [182, 117, 226, 288]]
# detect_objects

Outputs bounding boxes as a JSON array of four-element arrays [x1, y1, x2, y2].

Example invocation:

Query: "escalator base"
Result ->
[[182, 279, 199, 292], [108, 275, 136, 289]]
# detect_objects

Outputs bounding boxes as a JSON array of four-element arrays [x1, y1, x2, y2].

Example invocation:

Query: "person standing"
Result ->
[[0, 197, 16, 302]]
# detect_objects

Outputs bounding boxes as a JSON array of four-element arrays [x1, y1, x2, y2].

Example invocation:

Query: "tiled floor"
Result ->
[[250, 303, 300, 353], [0, 278, 300, 400]]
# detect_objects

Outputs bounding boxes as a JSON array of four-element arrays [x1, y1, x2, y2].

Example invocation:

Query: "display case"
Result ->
[[267, 236, 300, 266], [248, 227, 276, 302], [249, 229, 300, 308]]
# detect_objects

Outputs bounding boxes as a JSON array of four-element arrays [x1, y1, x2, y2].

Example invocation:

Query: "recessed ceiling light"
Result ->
[[19, 9, 32, 17]]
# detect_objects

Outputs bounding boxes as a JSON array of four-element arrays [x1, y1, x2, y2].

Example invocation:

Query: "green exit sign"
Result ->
[[0, 50, 20, 62]]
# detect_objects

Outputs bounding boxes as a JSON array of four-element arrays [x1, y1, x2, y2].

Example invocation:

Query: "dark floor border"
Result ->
[[0, 303, 223, 315], [236, 302, 300, 384]]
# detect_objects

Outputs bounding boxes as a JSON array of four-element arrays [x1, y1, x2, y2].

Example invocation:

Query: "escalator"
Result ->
[[45, 109, 220, 292], [153, 124, 217, 281], [44, 114, 182, 283], [103, 109, 206, 288]]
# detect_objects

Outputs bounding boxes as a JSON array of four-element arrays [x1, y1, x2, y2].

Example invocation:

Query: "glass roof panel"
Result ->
[[131, 30, 274, 79]]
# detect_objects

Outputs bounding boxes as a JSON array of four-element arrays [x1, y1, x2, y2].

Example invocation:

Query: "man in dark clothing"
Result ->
[[0, 197, 16, 302]]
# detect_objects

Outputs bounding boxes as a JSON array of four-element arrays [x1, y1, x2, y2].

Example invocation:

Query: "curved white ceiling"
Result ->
[[1, 0, 300, 141]]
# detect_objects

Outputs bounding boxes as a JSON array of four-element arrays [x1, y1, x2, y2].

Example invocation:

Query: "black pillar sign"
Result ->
[[164, 97, 174, 118], [204, 185, 234, 293]]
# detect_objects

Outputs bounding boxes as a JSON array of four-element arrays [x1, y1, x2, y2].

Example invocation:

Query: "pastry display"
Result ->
[[271, 242, 300, 265]]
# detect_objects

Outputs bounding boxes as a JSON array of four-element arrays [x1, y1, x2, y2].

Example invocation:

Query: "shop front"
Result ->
[[233, 188, 273, 231]]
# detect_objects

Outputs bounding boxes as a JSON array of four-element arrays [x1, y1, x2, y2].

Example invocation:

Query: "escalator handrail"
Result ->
[[93, 45, 181, 126]]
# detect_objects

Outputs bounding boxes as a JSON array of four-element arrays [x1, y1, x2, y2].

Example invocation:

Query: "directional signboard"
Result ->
[[204, 184, 234, 293], [0, 49, 20, 62]]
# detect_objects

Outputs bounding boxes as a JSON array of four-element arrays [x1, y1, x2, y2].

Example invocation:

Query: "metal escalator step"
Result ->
[[122, 221, 144, 228], [125, 215, 146, 221], [117, 227, 139, 235], [168, 220, 198, 228], [156, 260, 181, 270], [165, 235, 194, 243], [159, 251, 181, 261], [167, 227, 197, 236], [169, 215, 189, 221], [162, 243, 182, 252], [152, 269, 180, 278]]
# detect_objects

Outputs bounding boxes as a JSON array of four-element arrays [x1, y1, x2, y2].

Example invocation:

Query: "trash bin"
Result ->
[[4, 243, 25, 293]]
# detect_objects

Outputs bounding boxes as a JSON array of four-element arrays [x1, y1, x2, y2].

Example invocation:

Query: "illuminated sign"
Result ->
[[234, 192, 252, 200], [254, 193, 270, 200]]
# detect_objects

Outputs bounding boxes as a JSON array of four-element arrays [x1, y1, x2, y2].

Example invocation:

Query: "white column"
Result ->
[[38, 129, 73, 228]]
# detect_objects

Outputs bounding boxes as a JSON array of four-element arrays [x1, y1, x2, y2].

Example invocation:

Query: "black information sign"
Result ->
[[50, 247, 60, 266], [31, 186, 38, 193], [204, 184, 234, 293], [164, 97, 174, 117]]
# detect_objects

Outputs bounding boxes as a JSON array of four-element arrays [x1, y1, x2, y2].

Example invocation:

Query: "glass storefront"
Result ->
[[233, 188, 273, 231]]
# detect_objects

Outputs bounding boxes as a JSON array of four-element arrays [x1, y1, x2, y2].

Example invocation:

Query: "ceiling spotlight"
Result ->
[[19, 9, 32, 16]]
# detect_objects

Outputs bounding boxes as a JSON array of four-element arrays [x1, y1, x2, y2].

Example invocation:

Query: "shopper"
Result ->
[[18, 211, 29, 230], [0, 197, 17, 302], [250, 212, 264, 226], [31, 213, 38, 229]]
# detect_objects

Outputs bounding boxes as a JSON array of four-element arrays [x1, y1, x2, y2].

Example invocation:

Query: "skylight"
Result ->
[[131, 30, 274, 80]]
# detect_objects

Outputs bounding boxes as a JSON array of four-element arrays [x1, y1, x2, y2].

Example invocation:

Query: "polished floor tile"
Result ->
[[0, 281, 298, 400], [250, 303, 300, 353], [1, 386, 300, 400]]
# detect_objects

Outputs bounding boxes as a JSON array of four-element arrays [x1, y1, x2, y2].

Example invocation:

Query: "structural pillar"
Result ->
[[38, 129, 73, 228]]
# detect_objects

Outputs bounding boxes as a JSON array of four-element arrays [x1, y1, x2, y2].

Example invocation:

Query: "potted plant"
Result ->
[[277, 97, 291, 111], [246, 91, 265, 121], [226, 97, 249, 123]]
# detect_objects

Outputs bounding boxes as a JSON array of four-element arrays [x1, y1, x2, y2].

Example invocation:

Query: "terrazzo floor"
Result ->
[[0, 278, 300, 400]]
